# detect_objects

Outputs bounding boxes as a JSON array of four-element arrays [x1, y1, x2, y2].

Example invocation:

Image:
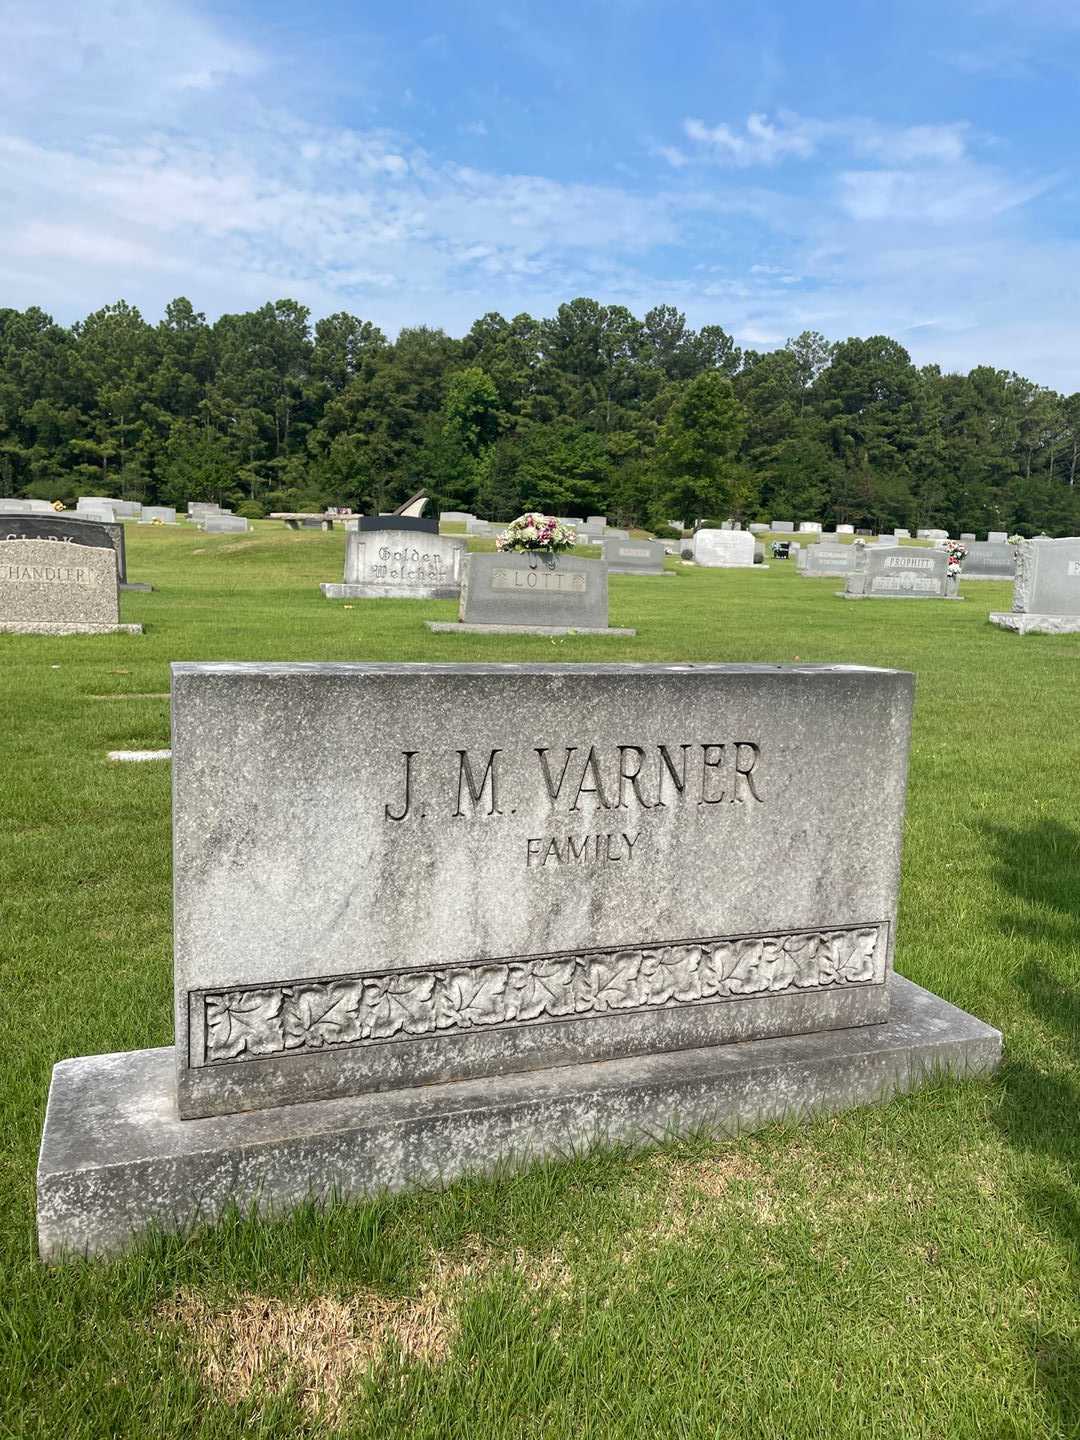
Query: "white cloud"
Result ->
[[683, 112, 822, 167]]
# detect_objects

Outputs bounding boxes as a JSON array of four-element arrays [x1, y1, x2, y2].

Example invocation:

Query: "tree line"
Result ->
[[1, 295, 1078, 535]]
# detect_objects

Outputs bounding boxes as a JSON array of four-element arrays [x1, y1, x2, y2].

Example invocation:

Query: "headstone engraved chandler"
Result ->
[[843, 545, 958, 600], [428, 552, 635, 636], [36, 661, 1001, 1258], [602, 537, 668, 575], [0, 513, 149, 592], [322, 529, 465, 600], [0, 538, 142, 634], [693, 529, 756, 568], [990, 537, 1080, 633]]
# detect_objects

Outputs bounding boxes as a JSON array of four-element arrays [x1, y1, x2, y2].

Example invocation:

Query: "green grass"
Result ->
[[3, 520, 1080, 1438]]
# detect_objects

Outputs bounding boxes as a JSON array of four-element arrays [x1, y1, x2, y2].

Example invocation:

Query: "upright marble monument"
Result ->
[[37, 661, 1000, 1258], [692, 530, 756, 568], [989, 537, 1080, 633]]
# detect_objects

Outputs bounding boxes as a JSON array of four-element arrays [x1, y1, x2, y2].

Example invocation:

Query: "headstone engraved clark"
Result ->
[[37, 662, 1002, 1258], [428, 552, 635, 636], [0, 511, 150, 591], [0, 538, 142, 634], [843, 545, 958, 600], [322, 529, 465, 600], [990, 537, 1080, 633]]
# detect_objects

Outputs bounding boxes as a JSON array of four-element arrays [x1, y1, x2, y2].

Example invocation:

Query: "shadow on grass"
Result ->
[[980, 819, 1080, 1430]]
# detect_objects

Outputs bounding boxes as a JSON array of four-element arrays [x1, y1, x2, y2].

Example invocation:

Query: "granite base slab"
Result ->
[[0, 622, 143, 635], [37, 975, 999, 1261], [322, 583, 460, 601], [426, 622, 636, 636], [989, 612, 1080, 635], [838, 592, 963, 601]]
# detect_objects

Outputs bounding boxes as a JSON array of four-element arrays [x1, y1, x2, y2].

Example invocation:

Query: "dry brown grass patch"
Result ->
[[160, 1243, 575, 1423]]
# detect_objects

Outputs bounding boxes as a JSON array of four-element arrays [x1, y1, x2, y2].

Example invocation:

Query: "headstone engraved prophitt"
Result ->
[[843, 545, 958, 599]]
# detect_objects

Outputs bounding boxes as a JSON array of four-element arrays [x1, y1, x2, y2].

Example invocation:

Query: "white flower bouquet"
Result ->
[[496, 513, 577, 554]]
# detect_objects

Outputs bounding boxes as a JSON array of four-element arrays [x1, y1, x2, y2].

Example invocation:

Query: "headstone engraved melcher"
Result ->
[[322, 529, 465, 600], [37, 662, 1001, 1258], [0, 538, 142, 635], [990, 537, 1080, 634], [843, 546, 959, 600]]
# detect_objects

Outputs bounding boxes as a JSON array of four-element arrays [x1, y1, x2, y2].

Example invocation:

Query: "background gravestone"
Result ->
[[961, 540, 1014, 580], [429, 552, 633, 635], [990, 537, 1080, 633], [0, 511, 149, 591], [844, 545, 957, 600], [0, 538, 141, 634], [322, 529, 465, 599], [203, 516, 250, 534], [693, 529, 756, 568], [603, 537, 667, 574], [800, 544, 866, 578]]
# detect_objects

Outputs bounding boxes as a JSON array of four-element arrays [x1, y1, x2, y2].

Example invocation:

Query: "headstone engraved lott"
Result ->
[[322, 529, 465, 600], [36, 661, 1001, 1259], [0, 538, 142, 634], [843, 545, 959, 600], [428, 551, 635, 636], [989, 537, 1080, 633]]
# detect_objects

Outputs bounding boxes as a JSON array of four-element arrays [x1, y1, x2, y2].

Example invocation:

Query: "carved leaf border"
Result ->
[[196, 924, 888, 1066]]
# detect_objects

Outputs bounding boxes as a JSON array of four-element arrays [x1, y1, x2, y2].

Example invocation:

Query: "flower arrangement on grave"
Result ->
[[942, 539, 967, 577], [496, 513, 577, 554], [1007, 534, 1024, 547]]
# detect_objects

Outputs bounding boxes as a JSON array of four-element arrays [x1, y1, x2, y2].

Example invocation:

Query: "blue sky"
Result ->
[[2, 0, 1080, 387]]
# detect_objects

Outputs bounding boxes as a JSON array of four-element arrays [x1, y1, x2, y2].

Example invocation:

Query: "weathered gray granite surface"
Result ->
[[0, 538, 140, 633], [322, 528, 464, 600], [36, 974, 1001, 1261], [1011, 536, 1080, 615], [844, 546, 959, 599], [170, 661, 913, 1119], [799, 544, 866, 579], [602, 538, 668, 575], [0, 512, 147, 589], [988, 612, 1080, 635], [459, 552, 612, 629]]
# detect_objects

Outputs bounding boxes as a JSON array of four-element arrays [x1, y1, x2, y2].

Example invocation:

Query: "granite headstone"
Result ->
[[0, 538, 142, 634], [322, 529, 465, 600]]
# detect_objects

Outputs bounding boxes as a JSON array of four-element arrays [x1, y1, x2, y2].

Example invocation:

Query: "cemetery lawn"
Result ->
[[4, 521, 1080, 1440]]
